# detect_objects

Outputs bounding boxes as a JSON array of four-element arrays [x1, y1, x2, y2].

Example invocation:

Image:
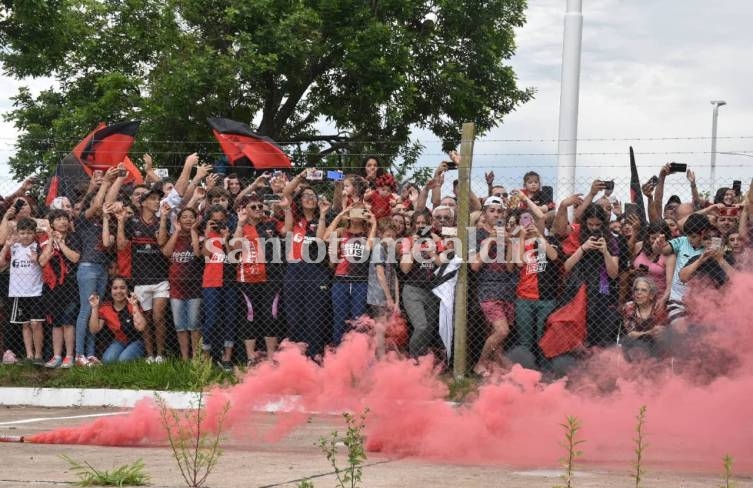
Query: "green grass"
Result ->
[[0, 359, 233, 391], [62, 455, 149, 486]]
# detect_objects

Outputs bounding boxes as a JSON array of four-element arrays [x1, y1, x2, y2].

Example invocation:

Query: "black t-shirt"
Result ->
[[125, 216, 169, 285], [74, 217, 112, 265]]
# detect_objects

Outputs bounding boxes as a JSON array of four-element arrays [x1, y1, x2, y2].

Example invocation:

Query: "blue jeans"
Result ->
[[331, 281, 368, 345], [202, 286, 238, 351], [75, 263, 109, 357], [103, 340, 145, 364], [170, 298, 202, 332]]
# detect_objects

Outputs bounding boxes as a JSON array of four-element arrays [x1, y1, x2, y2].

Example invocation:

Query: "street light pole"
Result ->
[[710, 100, 726, 188]]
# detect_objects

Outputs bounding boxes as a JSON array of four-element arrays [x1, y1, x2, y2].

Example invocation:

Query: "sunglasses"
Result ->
[[248, 204, 264, 210]]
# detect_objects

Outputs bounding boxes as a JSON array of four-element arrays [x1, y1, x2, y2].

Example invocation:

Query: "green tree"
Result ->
[[1, 0, 533, 180]]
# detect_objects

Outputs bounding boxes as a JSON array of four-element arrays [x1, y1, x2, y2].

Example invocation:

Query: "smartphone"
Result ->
[[13, 199, 25, 213], [349, 207, 369, 220], [646, 175, 659, 186], [623, 202, 639, 218], [637, 264, 649, 272], [418, 226, 433, 238], [154, 168, 169, 178], [541, 185, 554, 204], [602, 180, 615, 191], [732, 180, 742, 194], [444, 160, 458, 171], [710, 236, 722, 250], [441, 226, 457, 237], [117, 169, 128, 177], [519, 213, 534, 228], [306, 169, 324, 181], [327, 170, 344, 181], [669, 162, 687, 174]]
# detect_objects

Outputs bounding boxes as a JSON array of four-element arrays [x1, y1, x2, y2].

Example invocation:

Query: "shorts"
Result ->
[[10, 296, 45, 323], [43, 286, 79, 326], [170, 298, 202, 332], [666, 299, 686, 324], [134, 281, 170, 311], [479, 299, 515, 325]]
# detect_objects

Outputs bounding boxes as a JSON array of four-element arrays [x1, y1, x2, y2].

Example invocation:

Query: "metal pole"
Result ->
[[453, 122, 475, 379], [555, 0, 583, 202], [710, 100, 726, 189]]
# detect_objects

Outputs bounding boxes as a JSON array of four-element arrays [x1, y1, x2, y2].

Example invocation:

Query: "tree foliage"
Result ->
[[1, 0, 533, 179]]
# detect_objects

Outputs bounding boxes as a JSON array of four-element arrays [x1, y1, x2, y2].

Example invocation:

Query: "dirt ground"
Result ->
[[0, 406, 750, 488]]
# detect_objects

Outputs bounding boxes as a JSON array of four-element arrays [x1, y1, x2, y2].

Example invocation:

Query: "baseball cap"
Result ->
[[483, 196, 504, 207], [140, 188, 164, 203]]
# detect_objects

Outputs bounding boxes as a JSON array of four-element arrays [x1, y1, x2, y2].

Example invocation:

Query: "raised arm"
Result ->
[[84, 167, 118, 220], [573, 180, 606, 223]]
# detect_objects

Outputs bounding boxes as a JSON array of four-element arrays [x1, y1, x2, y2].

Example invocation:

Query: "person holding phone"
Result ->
[[562, 204, 620, 344], [324, 204, 377, 346], [632, 221, 671, 304], [469, 196, 518, 376]]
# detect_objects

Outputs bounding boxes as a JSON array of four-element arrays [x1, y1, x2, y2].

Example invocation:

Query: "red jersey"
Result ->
[[334, 231, 369, 280], [236, 220, 283, 283], [288, 217, 324, 262], [168, 233, 203, 299], [202, 232, 229, 288]]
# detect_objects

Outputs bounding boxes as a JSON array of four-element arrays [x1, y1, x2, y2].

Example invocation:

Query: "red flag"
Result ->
[[539, 284, 588, 358], [46, 121, 141, 206], [208, 117, 291, 170]]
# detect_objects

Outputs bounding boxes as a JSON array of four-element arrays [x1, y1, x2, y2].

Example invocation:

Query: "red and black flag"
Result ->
[[629, 146, 647, 224], [208, 117, 292, 170], [46, 121, 142, 206], [539, 284, 588, 358]]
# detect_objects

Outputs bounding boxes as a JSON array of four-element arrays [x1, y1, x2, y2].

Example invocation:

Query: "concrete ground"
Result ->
[[0, 406, 750, 488]]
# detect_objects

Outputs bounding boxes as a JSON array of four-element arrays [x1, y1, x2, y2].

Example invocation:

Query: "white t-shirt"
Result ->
[[8, 242, 43, 297]]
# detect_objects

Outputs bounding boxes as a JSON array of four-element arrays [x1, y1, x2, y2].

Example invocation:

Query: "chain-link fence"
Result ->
[[0, 157, 747, 377]]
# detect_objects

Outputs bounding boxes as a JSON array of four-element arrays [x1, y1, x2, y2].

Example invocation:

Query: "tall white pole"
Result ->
[[555, 0, 583, 202], [710, 100, 726, 189]]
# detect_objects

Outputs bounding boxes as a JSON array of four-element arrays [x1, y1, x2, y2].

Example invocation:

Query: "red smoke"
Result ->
[[28, 275, 753, 473]]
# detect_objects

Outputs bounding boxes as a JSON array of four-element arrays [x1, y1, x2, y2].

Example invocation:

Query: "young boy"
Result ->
[[0, 218, 45, 364], [366, 217, 400, 357], [662, 213, 712, 324]]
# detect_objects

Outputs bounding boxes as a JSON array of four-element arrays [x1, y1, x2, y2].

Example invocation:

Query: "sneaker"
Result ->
[[218, 360, 233, 373], [33, 357, 45, 367], [145, 356, 156, 364], [2, 350, 17, 365], [74, 355, 90, 367], [86, 356, 102, 366], [154, 355, 165, 364], [44, 356, 63, 369], [60, 356, 74, 369]]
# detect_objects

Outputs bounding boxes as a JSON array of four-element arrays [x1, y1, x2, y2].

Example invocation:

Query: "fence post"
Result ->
[[453, 122, 475, 379]]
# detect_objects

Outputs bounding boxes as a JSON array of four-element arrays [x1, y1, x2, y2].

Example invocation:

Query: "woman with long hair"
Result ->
[[282, 173, 331, 358], [88, 277, 147, 363]]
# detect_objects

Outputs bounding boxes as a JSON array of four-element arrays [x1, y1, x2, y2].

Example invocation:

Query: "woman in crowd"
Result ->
[[200, 204, 238, 370], [632, 221, 671, 304], [161, 207, 203, 360], [391, 212, 408, 238], [562, 204, 620, 347], [233, 195, 286, 366], [39, 209, 81, 368], [88, 277, 147, 363], [360, 156, 384, 189], [324, 204, 377, 346], [619, 276, 667, 360], [283, 174, 331, 358]]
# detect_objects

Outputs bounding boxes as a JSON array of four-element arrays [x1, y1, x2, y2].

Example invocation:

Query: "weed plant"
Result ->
[[318, 409, 369, 488], [632, 405, 648, 487], [721, 454, 736, 488], [555, 415, 584, 488], [62, 455, 149, 486], [156, 354, 230, 488]]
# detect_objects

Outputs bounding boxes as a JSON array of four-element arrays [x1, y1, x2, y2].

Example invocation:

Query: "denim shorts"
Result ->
[[170, 298, 201, 332]]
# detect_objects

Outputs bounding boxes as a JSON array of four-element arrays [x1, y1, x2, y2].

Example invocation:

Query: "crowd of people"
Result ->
[[0, 151, 749, 377]]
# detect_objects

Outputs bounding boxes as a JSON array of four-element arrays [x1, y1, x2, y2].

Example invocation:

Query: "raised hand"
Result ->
[[88, 294, 100, 308], [185, 152, 199, 167], [484, 171, 495, 186]]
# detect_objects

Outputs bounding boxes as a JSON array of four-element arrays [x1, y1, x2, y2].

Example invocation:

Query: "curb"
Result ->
[[0, 387, 290, 411]]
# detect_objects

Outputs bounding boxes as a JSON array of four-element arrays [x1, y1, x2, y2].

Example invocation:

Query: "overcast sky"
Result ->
[[1, 0, 752, 201]]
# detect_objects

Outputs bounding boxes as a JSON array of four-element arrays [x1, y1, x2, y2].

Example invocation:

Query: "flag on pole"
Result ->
[[629, 146, 647, 224], [46, 121, 142, 206], [208, 117, 291, 170]]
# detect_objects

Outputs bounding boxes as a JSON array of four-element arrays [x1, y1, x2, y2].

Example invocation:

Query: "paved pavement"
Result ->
[[0, 406, 750, 487]]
